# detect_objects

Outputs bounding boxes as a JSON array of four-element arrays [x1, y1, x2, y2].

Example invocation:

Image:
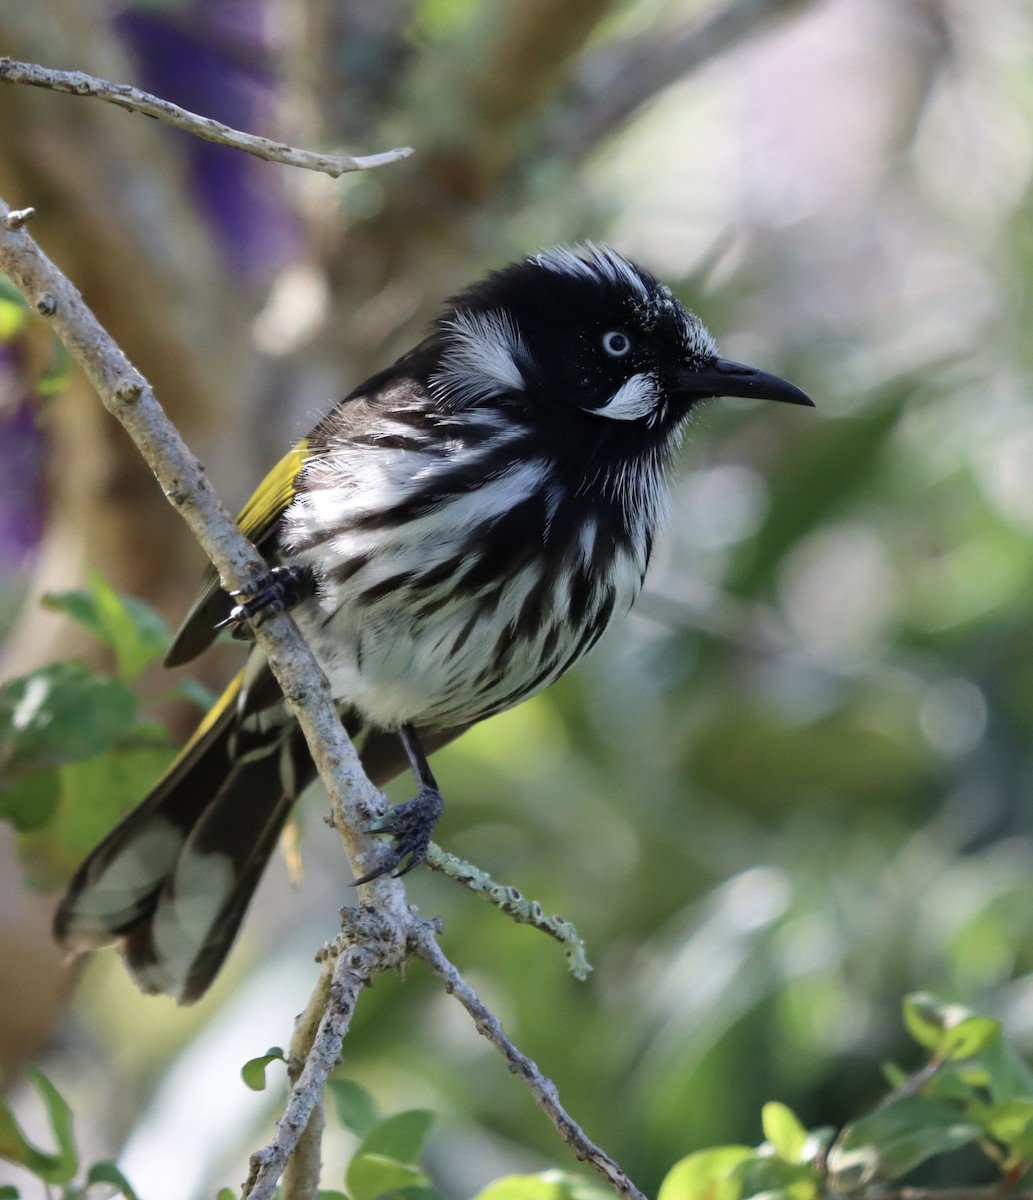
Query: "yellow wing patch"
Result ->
[[235, 439, 310, 543], [182, 668, 244, 754]]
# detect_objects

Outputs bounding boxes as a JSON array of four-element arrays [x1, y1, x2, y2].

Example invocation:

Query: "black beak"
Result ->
[[677, 357, 814, 408]]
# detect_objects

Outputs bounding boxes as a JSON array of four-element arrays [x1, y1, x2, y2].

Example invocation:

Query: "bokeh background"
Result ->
[[4, 0, 1033, 1196]]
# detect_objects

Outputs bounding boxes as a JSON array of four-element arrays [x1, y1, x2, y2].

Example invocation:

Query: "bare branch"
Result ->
[[244, 930, 381, 1200], [280, 957, 336, 1200], [410, 921, 647, 1200], [559, 0, 811, 160], [0, 57, 412, 176]]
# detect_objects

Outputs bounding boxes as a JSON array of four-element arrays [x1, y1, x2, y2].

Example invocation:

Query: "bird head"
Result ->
[[429, 243, 812, 433]]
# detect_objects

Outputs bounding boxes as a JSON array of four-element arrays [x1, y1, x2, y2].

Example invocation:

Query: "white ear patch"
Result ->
[[591, 372, 659, 421], [432, 309, 527, 407]]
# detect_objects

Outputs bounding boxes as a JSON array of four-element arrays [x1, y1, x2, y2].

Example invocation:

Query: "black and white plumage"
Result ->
[[54, 244, 812, 1002]]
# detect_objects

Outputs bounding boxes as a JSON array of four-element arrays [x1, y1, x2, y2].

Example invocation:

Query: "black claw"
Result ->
[[214, 565, 316, 635], [351, 785, 443, 886]]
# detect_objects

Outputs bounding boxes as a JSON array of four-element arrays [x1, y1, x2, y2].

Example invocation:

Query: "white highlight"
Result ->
[[593, 372, 659, 421], [578, 517, 597, 564], [431, 309, 526, 407]]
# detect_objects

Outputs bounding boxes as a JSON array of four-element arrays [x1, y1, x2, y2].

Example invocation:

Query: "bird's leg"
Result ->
[[215, 564, 317, 638], [352, 723, 444, 885]]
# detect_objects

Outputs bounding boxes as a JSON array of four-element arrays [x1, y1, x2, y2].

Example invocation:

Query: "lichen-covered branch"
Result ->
[[425, 844, 592, 980]]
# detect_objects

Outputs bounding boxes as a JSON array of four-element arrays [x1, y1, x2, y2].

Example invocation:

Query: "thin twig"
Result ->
[[280, 955, 335, 1200], [0, 57, 412, 176], [244, 935, 379, 1200], [410, 920, 647, 1200]]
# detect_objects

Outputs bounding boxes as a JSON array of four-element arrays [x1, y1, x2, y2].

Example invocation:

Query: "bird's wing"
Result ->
[[164, 440, 310, 667]]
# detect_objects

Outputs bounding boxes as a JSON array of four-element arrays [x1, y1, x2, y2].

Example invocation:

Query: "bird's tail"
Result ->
[[53, 668, 316, 1004], [53, 657, 470, 1003]]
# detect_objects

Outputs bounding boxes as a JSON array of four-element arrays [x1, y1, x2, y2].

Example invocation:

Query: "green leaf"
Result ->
[[0, 295, 27, 340], [762, 1102, 809, 1163], [0, 1067, 78, 1185], [355, 1109, 435, 1165], [216, 1189, 237, 1200], [55, 747, 173, 852], [657, 1147, 755, 1200], [41, 589, 109, 648], [970, 1098, 1033, 1161], [732, 1154, 820, 1200], [315, 1191, 350, 1200], [327, 1077, 379, 1137], [0, 662, 138, 784], [0, 1185, 21, 1198], [942, 1017, 1000, 1061], [980, 1036, 1033, 1103], [919, 1066, 984, 1107], [414, 0, 481, 39], [0, 770, 59, 832], [13, 742, 175, 891], [346, 1152, 428, 1200], [829, 1095, 980, 1188], [44, 572, 170, 680], [473, 1173, 612, 1200], [902, 992, 955, 1050], [37, 337, 71, 399], [881, 1062, 908, 1089], [240, 1048, 286, 1092], [344, 1110, 436, 1200], [86, 1160, 142, 1199], [902, 992, 1001, 1061]]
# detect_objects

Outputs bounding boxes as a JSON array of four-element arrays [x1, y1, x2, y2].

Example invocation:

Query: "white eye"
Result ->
[[601, 330, 632, 357]]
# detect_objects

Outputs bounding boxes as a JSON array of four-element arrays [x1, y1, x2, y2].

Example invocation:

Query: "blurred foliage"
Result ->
[[7, 994, 1033, 1198], [5, 0, 1033, 1198], [0, 574, 180, 888]]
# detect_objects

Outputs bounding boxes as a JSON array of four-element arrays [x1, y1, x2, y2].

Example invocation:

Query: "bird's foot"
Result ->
[[352, 786, 444, 885], [215, 565, 316, 639]]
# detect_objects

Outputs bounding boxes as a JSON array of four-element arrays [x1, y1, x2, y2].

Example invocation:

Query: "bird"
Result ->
[[53, 244, 813, 1004]]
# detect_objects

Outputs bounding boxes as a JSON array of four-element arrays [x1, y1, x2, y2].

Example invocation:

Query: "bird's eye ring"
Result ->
[[601, 331, 632, 357]]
